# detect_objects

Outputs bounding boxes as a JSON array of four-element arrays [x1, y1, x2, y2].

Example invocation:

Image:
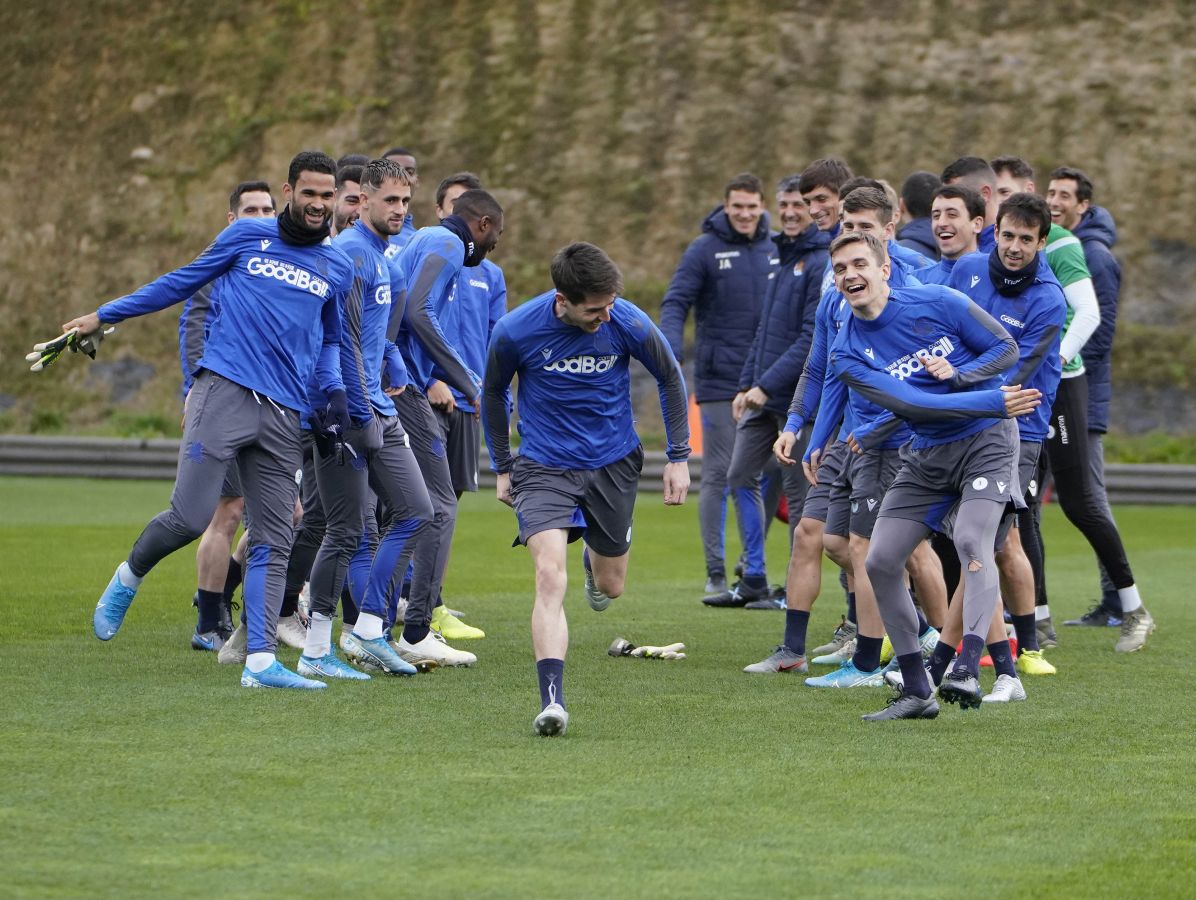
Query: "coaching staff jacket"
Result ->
[[659, 207, 776, 404]]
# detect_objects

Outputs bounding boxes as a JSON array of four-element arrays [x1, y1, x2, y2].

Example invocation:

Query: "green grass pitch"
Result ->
[[2, 476, 1194, 897]]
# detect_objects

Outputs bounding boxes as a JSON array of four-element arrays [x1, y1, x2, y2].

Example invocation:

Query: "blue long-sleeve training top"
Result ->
[[434, 258, 508, 413], [821, 284, 1019, 451], [948, 252, 1066, 442], [307, 219, 403, 423], [387, 224, 480, 402], [100, 216, 349, 413], [483, 292, 690, 472]]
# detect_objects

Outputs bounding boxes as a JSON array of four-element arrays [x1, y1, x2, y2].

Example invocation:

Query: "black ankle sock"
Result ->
[[987, 639, 1017, 678], [897, 651, 932, 699], [279, 592, 298, 618], [341, 585, 358, 626], [915, 608, 930, 635], [536, 658, 565, 709], [784, 610, 810, 656], [1010, 612, 1038, 652], [846, 592, 857, 625], [222, 557, 243, 603], [928, 641, 956, 686], [958, 634, 985, 676], [854, 634, 883, 672], [402, 622, 429, 645], [196, 589, 224, 634]]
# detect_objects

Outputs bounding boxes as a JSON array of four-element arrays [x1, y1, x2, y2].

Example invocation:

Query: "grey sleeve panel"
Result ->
[[951, 303, 1019, 387], [343, 276, 371, 413], [181, 283, 213, 380], [405, 256, 478, 400], [1010, 325, 1061, 386], [633, 327, 691, 461]]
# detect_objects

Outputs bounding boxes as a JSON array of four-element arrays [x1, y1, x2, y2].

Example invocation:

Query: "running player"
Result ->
[[180, 180, 275, 652], [483, 242, 690, 736], [72, 150, 353, 689], [814, 232, 1041, 720]]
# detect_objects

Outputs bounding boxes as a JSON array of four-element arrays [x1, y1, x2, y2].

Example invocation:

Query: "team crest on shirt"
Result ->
[[793, 260, 805, 276]]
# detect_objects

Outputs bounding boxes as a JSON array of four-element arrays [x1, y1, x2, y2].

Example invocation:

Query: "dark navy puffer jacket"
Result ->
[[737, 225, 831, 416], [1075, 206, 1120, 433], [896, 216, 938, 261], [659, 207, 777, 403]]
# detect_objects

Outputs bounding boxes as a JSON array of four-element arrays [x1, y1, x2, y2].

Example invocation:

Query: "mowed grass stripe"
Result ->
[[1, 477, 1193, 897]]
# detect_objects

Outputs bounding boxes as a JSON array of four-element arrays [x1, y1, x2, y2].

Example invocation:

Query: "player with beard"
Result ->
[[332, 164, 364, 235], [73, 150, 353, 689]]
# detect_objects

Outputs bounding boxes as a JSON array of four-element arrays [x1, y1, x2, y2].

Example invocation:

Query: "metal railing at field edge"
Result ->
[[1, 435, 1194, 505]]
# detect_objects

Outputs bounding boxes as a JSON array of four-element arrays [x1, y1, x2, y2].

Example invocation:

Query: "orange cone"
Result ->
[[687, 395, 703, 457]]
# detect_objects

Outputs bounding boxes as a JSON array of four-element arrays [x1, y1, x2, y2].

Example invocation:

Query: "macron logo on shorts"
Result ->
[[543, 354, 618, 375]]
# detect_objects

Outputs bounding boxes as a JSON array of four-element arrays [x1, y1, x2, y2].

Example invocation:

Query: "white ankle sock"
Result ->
[[304, 613, 333, 658], [1118, 585, 1142, 613], [1034, 605, 1051, 621], [354, 613, 385, 640], [117, 561, 143, 589], [246, 652, 274, 673]]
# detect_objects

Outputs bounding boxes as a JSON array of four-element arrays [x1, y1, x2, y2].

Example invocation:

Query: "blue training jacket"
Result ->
[[816, 284, 1018, 452], [948, 251, 1066, 442], [659, 207, 777, 403], [383, 215, 418, 260], [737, 225, 830, 416], [434, 258, 508, 413], [483, 293, 690, 472], [387, 224, 481, 403], [1074, 206, 1121, 433], [100, 217, 349, 413], [306, 219, 404, 423]]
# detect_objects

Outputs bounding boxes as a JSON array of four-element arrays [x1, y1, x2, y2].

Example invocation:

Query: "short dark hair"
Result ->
[[997, 192, 1052, 240], [551, 242, 624, 303], [436, 172, 483, 209], [724, 172, 764, 199], [838, 176, 884, 198], [940, 156, 996, 188], [829, 231, 888, 266], [229, 180, 273, 213], [842, 186, 893, 225], [797, 158, 854, 196], [359, 158, 410, 192], [932, 184, 986, 222], [287, 150, 337, 186], [900, 171, 942, 219], [776, 174, 804, 194], [991, 155, 1035, 182], [1049, 165, 1094, 203], [337, 153, 370, 168], [382, 146, 414, 159], [451, 188, 503, 223], [335, 164, 364, 189]]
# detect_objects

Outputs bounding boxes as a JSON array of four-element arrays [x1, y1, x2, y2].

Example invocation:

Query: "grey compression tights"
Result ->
[[865, 497, 1005, 657]]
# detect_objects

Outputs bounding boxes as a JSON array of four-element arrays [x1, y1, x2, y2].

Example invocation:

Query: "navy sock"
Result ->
[[958, 634, 986, 676], [402, 622, 430, 645], [741, 573, 768, 592], [987, 639, 1017, 678], [1010, 612, 1038, 652], [853, 634, 883, 672], [897, 651, 931, 699], [536, 658, 565, 709], [927, 641, 956, 686], [846, 592, 857, 625], [196, 589, 223, 634], [222, 557, 243, 603], [784, 610, 810, 656], [341, 584, 358, 626], [915, 608, 930, 635]]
